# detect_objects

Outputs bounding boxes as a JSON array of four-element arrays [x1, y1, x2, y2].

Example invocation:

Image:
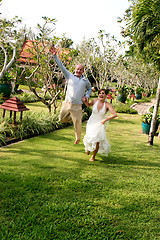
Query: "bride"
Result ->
[[82, 89, 117, 161]]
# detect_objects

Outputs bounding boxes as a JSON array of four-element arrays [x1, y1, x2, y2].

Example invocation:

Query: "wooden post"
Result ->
[[10, 110, 12, 118], [2, 109, 5, 118], [20, 111, 23, 122], [13, 111, 16, 125]]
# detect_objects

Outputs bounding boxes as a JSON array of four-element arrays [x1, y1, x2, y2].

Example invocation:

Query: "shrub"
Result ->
[[82, 103, 92, 121], [0, 122, 7, 145], [113, 102, 138, 114], [0, 72, 13, 84], [12, 91, 52, 103], [141, 113, 160, 124], [14, 112, 71, 140], [0, 106, 91, 146], [12, 92, 38, 103], [134, 97, 151, 103]]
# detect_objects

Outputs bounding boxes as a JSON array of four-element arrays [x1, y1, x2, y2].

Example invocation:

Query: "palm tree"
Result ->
[[121, 0, 160, 145]]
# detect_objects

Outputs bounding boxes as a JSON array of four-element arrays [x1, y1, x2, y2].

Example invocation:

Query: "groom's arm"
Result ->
[[51, 46, 71, 80]]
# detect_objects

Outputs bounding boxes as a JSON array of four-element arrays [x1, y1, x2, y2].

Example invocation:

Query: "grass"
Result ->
[[25, 101, 51, 113], [19, 85, 43, 93], [0, 113, 160, 240]]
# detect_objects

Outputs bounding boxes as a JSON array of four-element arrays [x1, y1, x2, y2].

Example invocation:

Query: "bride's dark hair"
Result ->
[[98, 89, 108, 95]]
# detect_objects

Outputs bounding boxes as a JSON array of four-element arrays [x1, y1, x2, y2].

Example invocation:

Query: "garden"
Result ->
[[1, 104, 160, 240], [1, 87, 159, 147], [0, 0, 160, 239], [0, 87, 160, 239]]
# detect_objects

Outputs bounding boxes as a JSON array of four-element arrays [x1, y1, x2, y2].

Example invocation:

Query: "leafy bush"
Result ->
[[12, 91, 52, 103], [0, 106, 91, 146], [15, 112, 72, 140], [0, 72, 13, 84], [117, 84, 129, 95], [0, 122, 7, 144], [149, 106, 160, 114], [12, 92, 39, 103], [141, 113, 160, 124], [113, 102, 138, 114], [136, 86, 144, 94], [134, 97, 151, 103], [0, 93, 4, 104], [82, 103, 92, 120]]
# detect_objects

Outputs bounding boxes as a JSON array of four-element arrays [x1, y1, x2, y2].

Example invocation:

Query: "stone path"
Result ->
[[130, 99, 156, 115]]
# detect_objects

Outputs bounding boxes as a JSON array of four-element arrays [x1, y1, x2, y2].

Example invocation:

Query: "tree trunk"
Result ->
[[148, 76, 160, 145], [0, 42, 16, 80], [48, 104, 51, 114]]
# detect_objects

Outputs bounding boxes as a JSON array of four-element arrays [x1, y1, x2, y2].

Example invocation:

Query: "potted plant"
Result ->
[[0, 72, 12, 98], [141, 113, 160, 134], [135, 86, 143, 99], [117, 84, 129, 103]]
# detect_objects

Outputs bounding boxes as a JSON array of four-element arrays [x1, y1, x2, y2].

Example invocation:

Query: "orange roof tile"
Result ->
[[18, 40, 71, 64]]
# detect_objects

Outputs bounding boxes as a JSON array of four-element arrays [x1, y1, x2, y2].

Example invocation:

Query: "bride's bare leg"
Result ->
[[89, 142, 99, 161]]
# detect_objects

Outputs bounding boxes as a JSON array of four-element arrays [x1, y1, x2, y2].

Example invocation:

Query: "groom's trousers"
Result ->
[[59, 101, 82, 140]]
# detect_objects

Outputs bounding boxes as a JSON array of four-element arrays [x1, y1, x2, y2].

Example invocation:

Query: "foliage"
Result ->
[[15, 91, 39, 103], [75, 30, 121, 89], [0, 92, 3, 102], [141, 113, 160, 124], [21, 17, 65, 113], [0, 91, 52, 104], [13, 91, 52, 103], [135, 86, 143, 94], [134, 97, 151, 103], [117, 84, 129, 95], [141, 113, 152, 124], [119, 0, 160, 145], [59, 33, 73, 48], [82, 103, 92, 119], [0, 112, 68, 146], [113, 102, 138, 114], [149, 105, 160, 115], [120, 0, 160, 70], [0, 106, 91, 146], [0, 71, 13, 84], [0, 121, 7, 144], [114, 55, 159, 91], [0, 16, 22, 80]]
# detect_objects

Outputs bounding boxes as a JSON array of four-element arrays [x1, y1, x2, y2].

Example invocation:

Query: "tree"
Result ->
[[0, 16, 22, 81], [120, 0, 160, 145], [75, 31, 120, 89], [59, 33, 73, 48], [22, 17, 72, 113]]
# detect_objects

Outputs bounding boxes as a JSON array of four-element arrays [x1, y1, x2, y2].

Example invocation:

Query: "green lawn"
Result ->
[[25, 101, 50, 113], [19, 85, 43, 93], [0, 113, 160, 240]]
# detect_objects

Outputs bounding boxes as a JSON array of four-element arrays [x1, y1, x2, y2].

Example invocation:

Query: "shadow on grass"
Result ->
[[1, 156, 159, 240], [1, 169, 127, 240], [100, 154, 160, 168], [113, 117, 139, 125], [2, 133, 160, 171]]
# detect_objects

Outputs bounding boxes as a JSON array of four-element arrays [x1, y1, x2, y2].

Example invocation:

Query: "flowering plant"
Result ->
[[141, 113, 160, 124], [117, 84, 129, 95]]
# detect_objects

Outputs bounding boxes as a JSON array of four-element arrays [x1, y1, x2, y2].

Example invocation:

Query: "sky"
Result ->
[[1, 0, 130, 46]]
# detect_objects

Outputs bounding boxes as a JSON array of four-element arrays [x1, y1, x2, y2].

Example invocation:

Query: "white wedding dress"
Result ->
[[83, 100, 111, 156]]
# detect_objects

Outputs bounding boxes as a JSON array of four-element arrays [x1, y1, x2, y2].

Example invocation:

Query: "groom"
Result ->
[[51, 46, 92, 144]]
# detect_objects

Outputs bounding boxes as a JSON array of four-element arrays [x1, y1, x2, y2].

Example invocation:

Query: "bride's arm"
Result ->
[[101, 102, 117, 124], [82, 98, 97, 107]]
